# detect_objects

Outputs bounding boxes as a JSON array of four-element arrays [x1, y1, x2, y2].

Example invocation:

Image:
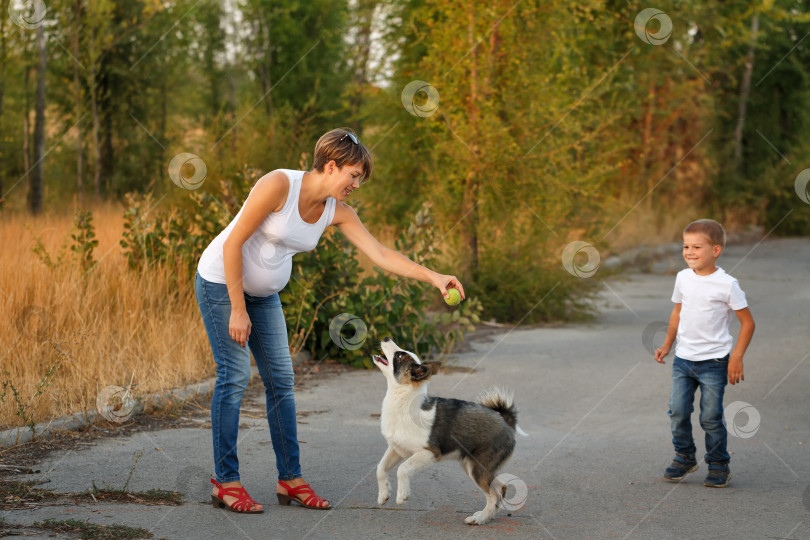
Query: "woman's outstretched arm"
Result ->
[[332, 202, 465, 299]]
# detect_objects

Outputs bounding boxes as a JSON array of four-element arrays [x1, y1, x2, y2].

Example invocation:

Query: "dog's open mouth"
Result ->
[[373, 355, 388, 366]]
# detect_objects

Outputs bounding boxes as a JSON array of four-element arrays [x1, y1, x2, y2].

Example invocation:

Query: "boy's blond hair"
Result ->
[[684, 219, 726, 247]]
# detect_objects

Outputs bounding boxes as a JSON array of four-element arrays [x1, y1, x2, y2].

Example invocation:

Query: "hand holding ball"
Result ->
[[444, 288, 462, 306]]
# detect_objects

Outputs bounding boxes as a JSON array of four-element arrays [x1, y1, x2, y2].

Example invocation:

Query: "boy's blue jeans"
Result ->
[[195, 272, 301, 483], [669, 355, 731, 464]]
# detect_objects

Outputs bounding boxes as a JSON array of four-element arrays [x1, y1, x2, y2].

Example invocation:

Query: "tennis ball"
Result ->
[[444, 288, 462, 306]]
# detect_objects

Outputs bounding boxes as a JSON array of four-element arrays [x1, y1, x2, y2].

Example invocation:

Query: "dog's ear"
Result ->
[[410, 362, 441, 382]]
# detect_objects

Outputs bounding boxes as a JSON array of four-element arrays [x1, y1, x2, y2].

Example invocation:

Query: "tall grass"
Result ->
[[0, 204, 211, 430]]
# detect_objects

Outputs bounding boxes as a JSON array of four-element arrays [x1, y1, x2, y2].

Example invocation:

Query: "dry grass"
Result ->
[[0, 204, 212, 429]]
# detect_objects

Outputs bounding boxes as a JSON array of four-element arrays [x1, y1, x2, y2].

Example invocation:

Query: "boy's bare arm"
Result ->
[[655, 303, 681, 364], [729, 307, 755, 385]]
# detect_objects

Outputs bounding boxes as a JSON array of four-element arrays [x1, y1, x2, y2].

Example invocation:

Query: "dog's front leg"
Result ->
[[395, 449, 437, 504], [376, 446, 402, 505]]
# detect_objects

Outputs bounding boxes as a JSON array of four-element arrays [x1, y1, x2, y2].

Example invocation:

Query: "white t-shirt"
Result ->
[[671, 267, 748, 361]]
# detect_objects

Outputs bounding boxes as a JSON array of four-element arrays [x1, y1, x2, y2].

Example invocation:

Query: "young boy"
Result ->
[[654, 219, 755, 488]]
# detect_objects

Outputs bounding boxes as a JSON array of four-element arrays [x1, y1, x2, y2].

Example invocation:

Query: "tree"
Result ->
[[0, 0, 8, 207], [238, 0, 351, 156], [28, 23, 46, 214], [72, 0, 84, 203], [365, 0, 628, 319]]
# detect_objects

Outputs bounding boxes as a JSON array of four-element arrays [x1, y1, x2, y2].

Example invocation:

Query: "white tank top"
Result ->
[[197, 169, 337, 296]]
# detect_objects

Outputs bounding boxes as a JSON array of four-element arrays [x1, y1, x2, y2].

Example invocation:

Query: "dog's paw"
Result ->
[[395, 488, 410, 505], [464, 511, 492, 526], [377, 484, 390, 505]]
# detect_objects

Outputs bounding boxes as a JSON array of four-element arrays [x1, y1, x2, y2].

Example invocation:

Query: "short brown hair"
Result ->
[[312, 128, 373, 183], [684, 219, 726, 247]]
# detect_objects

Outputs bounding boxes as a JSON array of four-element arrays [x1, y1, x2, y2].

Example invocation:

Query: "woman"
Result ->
[[195, 128, 465, 513]]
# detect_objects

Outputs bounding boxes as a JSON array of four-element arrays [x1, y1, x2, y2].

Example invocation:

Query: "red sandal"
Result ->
[[210, 479, 263, 514], [277, 480, 331, 509]]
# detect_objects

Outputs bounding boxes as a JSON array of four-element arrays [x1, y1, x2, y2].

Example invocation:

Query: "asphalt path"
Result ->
[[2, 238, 808, 540]]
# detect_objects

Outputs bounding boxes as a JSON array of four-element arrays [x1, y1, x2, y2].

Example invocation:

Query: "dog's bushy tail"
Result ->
[[478, 388, 517, 429]]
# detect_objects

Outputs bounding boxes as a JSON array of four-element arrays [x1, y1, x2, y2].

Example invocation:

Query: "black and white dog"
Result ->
[[372, 337, 522, 525]]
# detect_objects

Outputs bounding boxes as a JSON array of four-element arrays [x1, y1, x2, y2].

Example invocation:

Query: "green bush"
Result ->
[[476, 249, 600, 324], [283, 202, 481, 368], [120, 180, 241, 284], [70, 210, 99, 272]]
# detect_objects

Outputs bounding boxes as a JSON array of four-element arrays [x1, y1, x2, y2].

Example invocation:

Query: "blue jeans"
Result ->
[[195, 272, 301, 482], [668, 355, 730, 464]]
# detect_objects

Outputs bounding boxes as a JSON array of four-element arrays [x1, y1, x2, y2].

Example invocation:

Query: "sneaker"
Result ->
[[704, 463, 731, 488], [663, 453, 698, 481]]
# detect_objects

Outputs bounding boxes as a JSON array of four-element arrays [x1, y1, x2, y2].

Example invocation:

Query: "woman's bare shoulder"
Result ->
[[331, 201, 359, 226], [251, 170, 291, 213]]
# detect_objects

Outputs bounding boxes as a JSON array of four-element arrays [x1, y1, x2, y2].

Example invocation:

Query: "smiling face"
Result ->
[[325, 160, 365, 201], [683, 232, 722, 275]]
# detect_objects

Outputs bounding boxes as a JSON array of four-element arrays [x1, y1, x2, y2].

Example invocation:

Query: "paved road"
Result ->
[[2, 238, 809, 539]]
